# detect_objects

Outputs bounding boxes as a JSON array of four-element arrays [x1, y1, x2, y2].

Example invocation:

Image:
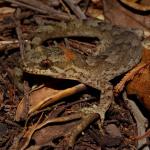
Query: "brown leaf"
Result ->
[[127, 47, 150, 111], [15, 86, 59, 121], [103, 0, 150, 36], [15, 84, 87, 121], [120, 0, 150, 11]]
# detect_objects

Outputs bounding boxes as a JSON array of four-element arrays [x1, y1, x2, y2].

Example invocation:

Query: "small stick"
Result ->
[[29, 83, 87, 114], [63, 0, 87, 19]]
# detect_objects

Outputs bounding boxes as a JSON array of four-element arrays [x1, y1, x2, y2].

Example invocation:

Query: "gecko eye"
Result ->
[[40, 59, 53, 69]]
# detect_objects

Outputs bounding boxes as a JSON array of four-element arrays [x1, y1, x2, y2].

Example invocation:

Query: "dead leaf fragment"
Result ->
[[0, 7, 15, 14], [127, 47, 150, 111], [15, 84, 87, 121], [115, 41, 150, 112], [103, 0, 150, 37], [86, 7, 104, 20], [120, 0, 150, 11], [15, 86, 59, 121]]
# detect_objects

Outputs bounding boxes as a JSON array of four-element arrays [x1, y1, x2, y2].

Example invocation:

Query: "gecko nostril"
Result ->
[[40, 59, 53, 69]]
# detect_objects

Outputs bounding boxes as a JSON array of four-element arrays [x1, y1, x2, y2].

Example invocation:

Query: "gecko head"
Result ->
[[23, 43, 79, 77]]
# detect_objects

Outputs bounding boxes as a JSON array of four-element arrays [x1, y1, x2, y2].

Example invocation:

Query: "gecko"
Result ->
[[22, 20, 142, 122]]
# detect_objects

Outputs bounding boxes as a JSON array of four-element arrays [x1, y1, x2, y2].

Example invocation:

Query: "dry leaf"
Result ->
[[15, 84, 87, 121], [127, 47, 150, 111], [103, 0, 150, 37], [120, 0, 150, 11], [86, 7, 104, 20], [15, 86, 60, 121]]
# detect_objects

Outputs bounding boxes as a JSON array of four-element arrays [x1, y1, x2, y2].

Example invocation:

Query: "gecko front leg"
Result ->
[[81, 81, 113, 124]]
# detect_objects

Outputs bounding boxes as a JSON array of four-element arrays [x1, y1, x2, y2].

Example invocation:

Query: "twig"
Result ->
[[132, 129, 150, 141], [21, 113, 82, 150], [5, 0, 47, 14], [5, 0, 72, 20], [20, 113, 44, 150], [114, 62, 150, 95], [15, 8, 24, 59], [63, 0, 86, 19], [0, 40, 19, 52], [29, 83, 87, 114]]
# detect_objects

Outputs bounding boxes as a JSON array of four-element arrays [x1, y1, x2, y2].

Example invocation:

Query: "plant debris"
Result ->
[[0, 0, 149, 149]]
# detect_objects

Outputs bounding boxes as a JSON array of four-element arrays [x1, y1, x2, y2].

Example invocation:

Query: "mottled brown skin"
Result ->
[[23, 21, 142, 121]]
